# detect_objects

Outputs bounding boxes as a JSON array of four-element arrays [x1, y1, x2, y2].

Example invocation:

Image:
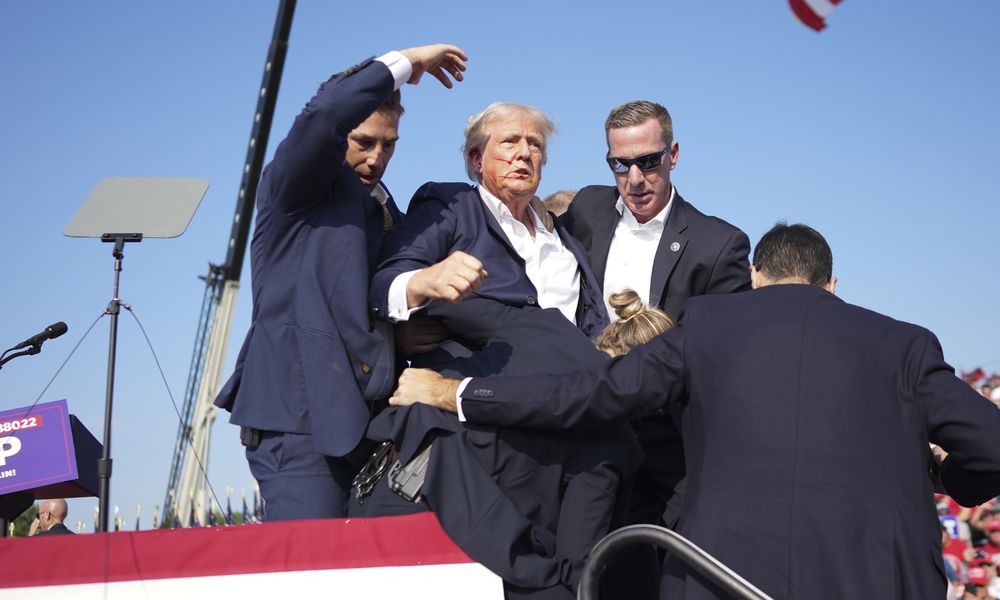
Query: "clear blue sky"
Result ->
[[1, 1, 997, 530]]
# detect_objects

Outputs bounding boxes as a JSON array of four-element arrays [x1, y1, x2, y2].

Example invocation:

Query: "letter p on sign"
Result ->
[[0, 436, 22, 466]]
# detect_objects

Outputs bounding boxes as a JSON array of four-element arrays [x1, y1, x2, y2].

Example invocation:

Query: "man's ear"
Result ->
[[668, 141, 679, 171], [824, 275, 837, 295], [750, 265, 762, 290], [469, 148, 483, 175]]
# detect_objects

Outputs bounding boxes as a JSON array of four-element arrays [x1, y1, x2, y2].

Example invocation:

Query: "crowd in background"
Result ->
[[943, 370, 1000, 599]]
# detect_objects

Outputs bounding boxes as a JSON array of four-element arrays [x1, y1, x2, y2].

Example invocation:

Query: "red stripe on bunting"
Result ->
[[0, 513, 473, 588], [789, 0, 827, 32]]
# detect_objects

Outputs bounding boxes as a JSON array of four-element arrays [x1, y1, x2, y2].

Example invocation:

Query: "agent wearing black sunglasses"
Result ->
[[559, 99, 752, 600]]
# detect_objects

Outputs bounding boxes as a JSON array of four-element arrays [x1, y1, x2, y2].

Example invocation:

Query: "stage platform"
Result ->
[[0, 512, 503, 599]]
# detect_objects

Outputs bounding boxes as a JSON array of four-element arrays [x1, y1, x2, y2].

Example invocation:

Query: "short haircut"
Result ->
[[378, 89, 405, 118], [604, 100, 673, 147], [752, 223, 833, 286], [595, 290, 674, 357], [462, 102, 555, 180], [542, 189, 576, 217]]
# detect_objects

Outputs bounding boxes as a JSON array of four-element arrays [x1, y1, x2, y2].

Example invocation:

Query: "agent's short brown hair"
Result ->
[[379, 89, 405, 118], [604, 100, 673, 147]]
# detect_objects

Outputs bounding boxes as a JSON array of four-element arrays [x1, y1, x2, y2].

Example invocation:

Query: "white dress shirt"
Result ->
[[388, 186, 581, 325], [376, 51, 412, 90], [477, 186, 581, 324], [601, 186, 675, 320]]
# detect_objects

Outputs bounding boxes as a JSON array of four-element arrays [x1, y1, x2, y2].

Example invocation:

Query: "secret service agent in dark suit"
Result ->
[[562, 101, 751, 598], [352, 300, 641, 600], [391, 223, 1000, 600], [564, 186, 749, 324], [214, 44, 469, 521]]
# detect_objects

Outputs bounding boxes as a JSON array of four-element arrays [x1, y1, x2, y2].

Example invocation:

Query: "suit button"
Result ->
[[361, 363, 372, 374], [526, 296, 537, 305]]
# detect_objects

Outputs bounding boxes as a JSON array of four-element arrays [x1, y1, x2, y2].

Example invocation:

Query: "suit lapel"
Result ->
[[649, 193, 690, 309], [473, 188, 523, 264], [589, 194, 620, 291], [384, 193, 404, 226]]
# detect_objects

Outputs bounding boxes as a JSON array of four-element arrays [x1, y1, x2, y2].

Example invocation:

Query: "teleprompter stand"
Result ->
[[65, 177, 209, 532]]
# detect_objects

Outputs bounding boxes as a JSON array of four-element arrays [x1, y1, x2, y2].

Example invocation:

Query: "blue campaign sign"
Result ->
[[0, 399, 78, 495]]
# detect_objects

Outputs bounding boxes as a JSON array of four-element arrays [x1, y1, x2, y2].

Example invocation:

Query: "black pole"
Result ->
[[223, 0, 296, 283], [160, 0, 296, 526], [97, 233, 141, 533]]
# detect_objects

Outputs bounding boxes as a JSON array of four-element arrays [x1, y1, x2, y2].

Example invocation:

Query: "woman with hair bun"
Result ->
[[596, 289, 674, 357]]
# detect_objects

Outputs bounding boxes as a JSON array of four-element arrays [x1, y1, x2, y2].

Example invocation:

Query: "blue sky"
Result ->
[[1, 1, 997, 529]]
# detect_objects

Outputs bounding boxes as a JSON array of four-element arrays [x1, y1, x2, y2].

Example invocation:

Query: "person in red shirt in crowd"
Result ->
[[939, 493, 981, 524], [972, 503, 1000, 544], [981, 520, 1000, 565], [941, 500, 976, 565], [943, 524, 967, 582], [962, 566, 997, 599]]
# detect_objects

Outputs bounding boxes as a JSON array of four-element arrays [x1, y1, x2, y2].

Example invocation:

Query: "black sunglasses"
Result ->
[[606, 147, 669, 174]]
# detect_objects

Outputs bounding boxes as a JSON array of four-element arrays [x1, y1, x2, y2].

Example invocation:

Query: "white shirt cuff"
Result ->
[[387, 270, 427, 322], [376, 51, 413, 91], [455, 378, 473, 422]]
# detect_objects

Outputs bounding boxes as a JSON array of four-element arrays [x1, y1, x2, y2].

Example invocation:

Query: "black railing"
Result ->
[[577, 525, 774, 600]]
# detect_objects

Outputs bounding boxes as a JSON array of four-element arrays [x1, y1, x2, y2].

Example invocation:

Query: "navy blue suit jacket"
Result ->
[[561, 185, 750, 321], [459, 285, 1000, 599], [369, 182, 608, 340], [215, 59, 403, 457]]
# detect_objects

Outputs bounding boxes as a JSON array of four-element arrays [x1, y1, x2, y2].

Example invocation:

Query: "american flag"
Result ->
[[789, 0, 843, 32]]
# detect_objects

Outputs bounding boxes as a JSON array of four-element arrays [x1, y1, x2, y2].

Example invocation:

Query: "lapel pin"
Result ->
[[670, 242, 681, 252]]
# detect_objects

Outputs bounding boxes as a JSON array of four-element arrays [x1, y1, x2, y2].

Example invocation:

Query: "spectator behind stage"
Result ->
[[30, 499, 73, 536], [358, 102, 639, 599], [541, 189, 575, 217], [964, 566, 998, 599], [595, 290, 674, 358]]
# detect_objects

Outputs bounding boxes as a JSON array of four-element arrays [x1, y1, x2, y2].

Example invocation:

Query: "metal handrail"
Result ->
[[577, 524, 775, 600]]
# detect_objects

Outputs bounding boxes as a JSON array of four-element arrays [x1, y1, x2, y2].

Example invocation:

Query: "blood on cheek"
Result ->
[[490, 156, 521, 181]]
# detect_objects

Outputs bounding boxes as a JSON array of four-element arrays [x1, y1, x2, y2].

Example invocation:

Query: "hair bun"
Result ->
[[608, 290, 645, 320]]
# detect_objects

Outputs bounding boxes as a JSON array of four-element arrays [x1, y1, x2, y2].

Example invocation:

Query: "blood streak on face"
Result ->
[[474, 114, 545, 205]]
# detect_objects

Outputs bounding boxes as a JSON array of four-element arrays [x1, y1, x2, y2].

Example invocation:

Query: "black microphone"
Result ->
[[13, 322, 68, 350]]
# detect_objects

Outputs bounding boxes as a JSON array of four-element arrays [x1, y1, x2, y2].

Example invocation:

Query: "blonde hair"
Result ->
[[595, 290, 674, 357]]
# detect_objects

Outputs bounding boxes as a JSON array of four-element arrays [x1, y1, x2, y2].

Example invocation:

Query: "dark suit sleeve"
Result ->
[[915, 331, 1000, 506], [461, 321, 688, 429], [706, 229, 752, 294], [263, 59, 395, 216], [369, 184, 459, 316]]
